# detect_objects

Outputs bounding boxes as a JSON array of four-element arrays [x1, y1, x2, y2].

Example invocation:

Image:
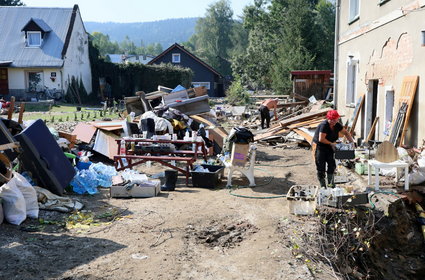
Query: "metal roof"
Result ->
[[0, 7, 74, 68], [21, 18, 53, 33]]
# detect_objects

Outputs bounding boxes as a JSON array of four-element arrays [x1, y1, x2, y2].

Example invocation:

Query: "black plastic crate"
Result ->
[[191, 164, 224, 188], [334, 150, 355, 159], [324, 192, 369, 208]]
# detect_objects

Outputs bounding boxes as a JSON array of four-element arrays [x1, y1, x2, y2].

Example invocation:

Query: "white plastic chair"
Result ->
[[223, 144, 257, 187]]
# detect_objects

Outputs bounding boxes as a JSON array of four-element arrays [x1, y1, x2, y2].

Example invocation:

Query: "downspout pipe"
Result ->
[[333, 0, 341, 109]]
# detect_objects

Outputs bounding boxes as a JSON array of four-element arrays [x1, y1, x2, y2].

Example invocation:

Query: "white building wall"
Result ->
[[7, 68, 24, 89], [336, 0, 425, 146], [8, 68, 62, 90], [62, 9, 92, 94]]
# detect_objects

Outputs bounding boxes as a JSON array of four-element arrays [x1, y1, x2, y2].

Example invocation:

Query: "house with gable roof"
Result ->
[[0, 5, 92, 100], [148, 43, 225, 97]]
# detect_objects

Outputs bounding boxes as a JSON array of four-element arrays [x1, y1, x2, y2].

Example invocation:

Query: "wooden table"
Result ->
[[113, 138, 208, 186]]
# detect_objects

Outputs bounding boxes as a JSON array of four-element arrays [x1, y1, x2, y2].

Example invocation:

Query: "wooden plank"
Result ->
[[255, 101, 308, 108], [72, 123, 97, 143], [279, 108, 330, 128], [254, 128, 289, 141], [293, 129, 313, 144], [287, 118, 324, 129], [18, 102, 25, 124], [398, 76, 419, 146], [366, 116, 379, 142], [0, 142, 19, 151], [58, 131, 77, 149], [7, 96, 15, 120], [348, 93, 365, 135], [191, 115, 228, 148]]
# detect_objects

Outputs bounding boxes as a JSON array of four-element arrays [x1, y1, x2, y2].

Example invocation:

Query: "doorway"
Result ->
[[364, 79, 379, 140], [0, 68, 8, 95]]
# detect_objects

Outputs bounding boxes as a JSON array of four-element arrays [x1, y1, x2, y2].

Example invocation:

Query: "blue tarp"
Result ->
[[171, 85, 186, 93]]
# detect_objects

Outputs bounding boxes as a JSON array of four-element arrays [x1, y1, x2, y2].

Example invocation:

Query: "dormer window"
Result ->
[[172, 53, 181, 63], [21, 18, 52, 48], [27, 31, 42, 47]]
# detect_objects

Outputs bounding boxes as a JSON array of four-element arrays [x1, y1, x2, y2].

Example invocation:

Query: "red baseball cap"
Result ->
[[326, 110, 340, 120]]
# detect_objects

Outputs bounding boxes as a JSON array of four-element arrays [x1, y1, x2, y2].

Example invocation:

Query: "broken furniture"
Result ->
[[223, 144, 257, 187], [15, 119, 76, 196], [165, 95, 210, 116], [367, 159, 409, 191], [113, 138, 208, 186]]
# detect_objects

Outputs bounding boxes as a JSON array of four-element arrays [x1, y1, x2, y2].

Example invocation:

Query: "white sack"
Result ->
[[0, 180, 26, 225], [12, 172, 39, 218]]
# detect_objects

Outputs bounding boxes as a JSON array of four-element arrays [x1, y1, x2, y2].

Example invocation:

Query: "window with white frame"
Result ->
[[27, 31, 42, 47], [172, 53, 181, 63], [346, 56, 358, 106], [27, 71, 43, 92], [384, 88, 394, 135], [349, 0, 360, 22], [191, 82, 210, 90]]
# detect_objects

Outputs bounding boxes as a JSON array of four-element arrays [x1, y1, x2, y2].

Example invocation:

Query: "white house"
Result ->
[[0, 5, 92, 100], [335, 0, 425, 147]]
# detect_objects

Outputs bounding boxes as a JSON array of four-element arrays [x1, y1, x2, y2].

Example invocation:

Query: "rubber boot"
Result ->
[[327, 173, 335, 188], [161, 170, 178, 191], [317, 171, 327, 189]]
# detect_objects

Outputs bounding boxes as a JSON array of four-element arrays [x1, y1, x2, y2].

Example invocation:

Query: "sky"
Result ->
[[22, 0, 254, 23]]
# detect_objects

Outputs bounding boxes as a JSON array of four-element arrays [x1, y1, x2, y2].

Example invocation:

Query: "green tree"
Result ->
[[91, 32, 120, 56], [311, 0, 335, 69], [232, 0, 334, 93], [232, 0, 276, 89], [0, 0, 24, 5], [120, 36, 137, 55], [270, 0, 316, 94], [191, 0, 234, 76]]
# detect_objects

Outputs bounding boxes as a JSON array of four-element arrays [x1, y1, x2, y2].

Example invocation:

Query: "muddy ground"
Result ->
[[0, 143, 385, 280], [2, 103, 422, 279]]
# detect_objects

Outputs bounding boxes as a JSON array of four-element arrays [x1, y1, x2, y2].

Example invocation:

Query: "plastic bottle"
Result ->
[[120, 140, 126, 155], [184, 130, 190, 141]]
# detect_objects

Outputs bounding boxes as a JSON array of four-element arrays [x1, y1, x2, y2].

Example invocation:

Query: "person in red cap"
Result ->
[[312, 109, 354, 188]]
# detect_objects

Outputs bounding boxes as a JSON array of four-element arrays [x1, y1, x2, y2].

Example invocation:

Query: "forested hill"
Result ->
[[85, 18, 198, 48]]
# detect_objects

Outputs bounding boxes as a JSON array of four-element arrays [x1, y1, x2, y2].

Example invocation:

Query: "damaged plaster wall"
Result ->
[[62, 8, 92, 95], [336, 0, 425, 146]]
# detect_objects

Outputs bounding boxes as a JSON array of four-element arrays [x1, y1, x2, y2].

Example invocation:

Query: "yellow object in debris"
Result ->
[[415, 203, 425, 240]]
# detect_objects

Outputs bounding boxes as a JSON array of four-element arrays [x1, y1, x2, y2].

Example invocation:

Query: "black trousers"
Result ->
[[259, 105, 270, 129], [315, 146, 336, 174]]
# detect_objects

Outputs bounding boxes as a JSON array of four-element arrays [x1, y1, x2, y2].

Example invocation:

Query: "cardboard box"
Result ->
[[110, 180, 160, 198], [231, 143, 250, 167]]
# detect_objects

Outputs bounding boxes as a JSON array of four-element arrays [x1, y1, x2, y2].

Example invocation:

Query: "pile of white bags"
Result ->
[[0, 171, 39, 225]]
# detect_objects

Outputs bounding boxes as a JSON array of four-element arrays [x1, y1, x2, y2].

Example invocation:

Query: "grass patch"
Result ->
[[12, 103, 121, 123]]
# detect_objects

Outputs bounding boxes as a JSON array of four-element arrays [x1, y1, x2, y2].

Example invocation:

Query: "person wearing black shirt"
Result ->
[[313, 110, 354, 188]]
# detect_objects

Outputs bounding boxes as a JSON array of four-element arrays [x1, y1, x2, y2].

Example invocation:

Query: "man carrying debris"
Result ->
[[258, 98, 278, 129], [313, 110, 354, 188]]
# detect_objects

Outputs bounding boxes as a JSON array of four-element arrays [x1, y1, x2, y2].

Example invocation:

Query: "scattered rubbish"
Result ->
[[286, 185, 319, 215], [131, 253, 149, 260]]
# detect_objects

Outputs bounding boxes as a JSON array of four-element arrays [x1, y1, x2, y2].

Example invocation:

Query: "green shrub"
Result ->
[[225, 79, 251, 105]]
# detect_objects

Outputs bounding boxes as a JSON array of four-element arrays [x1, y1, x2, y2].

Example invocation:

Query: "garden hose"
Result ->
[[227, 166, 287, 199], [368, 190, 402, 210]]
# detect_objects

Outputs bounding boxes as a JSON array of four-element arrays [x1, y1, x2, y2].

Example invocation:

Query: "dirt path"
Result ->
[[0, 144, 335, 280]]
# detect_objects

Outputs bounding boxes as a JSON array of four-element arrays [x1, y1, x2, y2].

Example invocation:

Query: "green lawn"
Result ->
[[12, 103, 122, 123]]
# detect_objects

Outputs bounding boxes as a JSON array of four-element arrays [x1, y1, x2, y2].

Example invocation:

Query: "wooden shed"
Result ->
[[290, 70, 332, 100]]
